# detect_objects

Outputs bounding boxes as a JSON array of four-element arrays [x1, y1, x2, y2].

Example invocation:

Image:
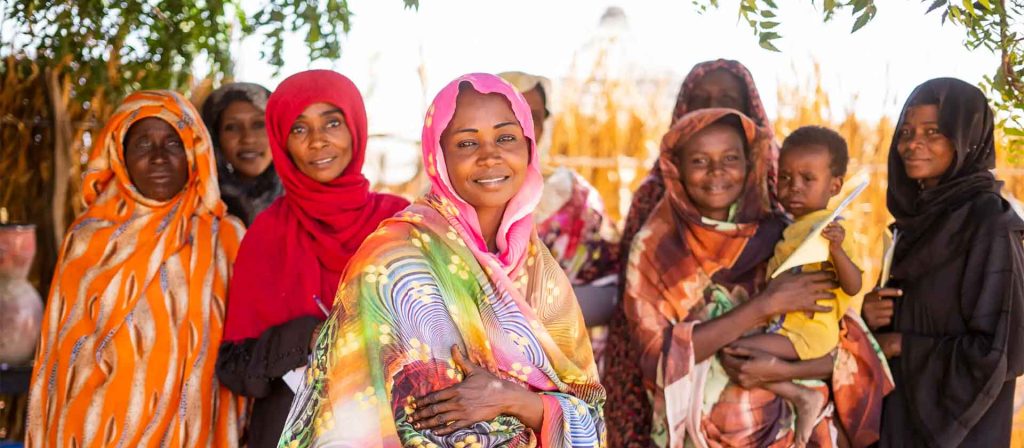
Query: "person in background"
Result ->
[[498, 70, 620, 371], [200, 82, 282, 226], [216, 70, 408, 447], [27, 90, 245, 447]]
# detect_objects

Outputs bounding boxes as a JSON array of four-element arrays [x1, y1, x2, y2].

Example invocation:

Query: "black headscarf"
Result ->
[[887, 77, 1000, 260], [200, 82, 283, 226]]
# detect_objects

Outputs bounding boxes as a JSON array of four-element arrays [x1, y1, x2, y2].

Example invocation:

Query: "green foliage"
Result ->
[[1, 0, 420, 103], [695, 0, 1024, 154]]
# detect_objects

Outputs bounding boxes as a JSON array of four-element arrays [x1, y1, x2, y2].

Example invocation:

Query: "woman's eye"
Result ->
[[290, 125, 306, 135], [897, 128, 911, 139], [498, 135, 516, 143], [223, 123, 237, 132], [457, 140, 476, 149], [167, 139, 182, 148], [253, 121, 266, 130], [327, 119, 341, 128], [690, 158, 707, 166]]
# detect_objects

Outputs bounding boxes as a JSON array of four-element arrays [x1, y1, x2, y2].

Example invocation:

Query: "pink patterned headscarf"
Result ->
[[421, 73, 543, 273]]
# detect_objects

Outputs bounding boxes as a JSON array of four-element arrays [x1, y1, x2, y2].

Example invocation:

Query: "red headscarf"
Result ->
[[223, 70, 409, 341]]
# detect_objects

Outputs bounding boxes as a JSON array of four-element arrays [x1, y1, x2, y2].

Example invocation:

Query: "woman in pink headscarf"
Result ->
[[278, 73, 605, 447]]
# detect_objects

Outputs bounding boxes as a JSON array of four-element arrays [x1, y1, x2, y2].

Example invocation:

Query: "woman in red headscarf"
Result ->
[[215, 69, 408, 447]]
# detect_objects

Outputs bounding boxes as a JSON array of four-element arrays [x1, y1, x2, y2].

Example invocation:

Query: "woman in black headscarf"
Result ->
[[201, 82, 283, 225], [863, 77, 1024, 447]]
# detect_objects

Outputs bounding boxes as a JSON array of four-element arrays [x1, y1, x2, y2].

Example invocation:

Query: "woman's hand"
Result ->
[[873, 332, 903, 359], [409, 346, 544, 435], [862, 287, 902, 330], [719, 346, 791, 388], [756, 271, 837, 319]]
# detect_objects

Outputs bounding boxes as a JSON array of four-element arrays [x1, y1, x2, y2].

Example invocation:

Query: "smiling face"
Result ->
[[676, 122, 748, 221], [777, 145, 843, 218], [896, 104, 956, 189], [218, 100, 271, 179], [286, 102, 353, 183], [123, 117, 190, 201], [441, 88, 530, 217]]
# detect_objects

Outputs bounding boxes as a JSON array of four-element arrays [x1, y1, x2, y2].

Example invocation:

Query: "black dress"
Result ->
[[216, 316, 321, 448], [877, 78, 1024, 447]]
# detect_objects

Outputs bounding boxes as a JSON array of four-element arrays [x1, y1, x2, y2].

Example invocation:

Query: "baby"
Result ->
[[729, 125, 862, 446]]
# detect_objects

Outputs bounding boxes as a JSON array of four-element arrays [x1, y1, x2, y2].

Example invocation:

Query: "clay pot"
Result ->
[[0, 224, 42, 366]]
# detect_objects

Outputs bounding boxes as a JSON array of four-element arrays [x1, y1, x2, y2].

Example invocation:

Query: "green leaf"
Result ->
[[824, 0, 836, 12], [759, 38, 781, 52], [852, 11, 873, 32], [927, 0, 947, 12], [1004, 127, 1024, 137], [761, 9, 776, 18], [978, 0, 992, 10], [962, 0, 975, 15], [761, 20, 780, 29], [948, 5, 963, 22]]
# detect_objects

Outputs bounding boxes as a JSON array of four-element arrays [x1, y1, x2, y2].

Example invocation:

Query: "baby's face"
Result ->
[[777, 145, 843, 218]]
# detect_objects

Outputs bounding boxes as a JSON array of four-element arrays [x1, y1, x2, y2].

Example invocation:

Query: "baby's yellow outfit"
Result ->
[[767, 208, 858, 360]]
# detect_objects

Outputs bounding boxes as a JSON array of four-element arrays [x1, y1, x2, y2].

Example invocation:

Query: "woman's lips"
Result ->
[[236, 149, 265, 161], [310, 155, 337, 167]]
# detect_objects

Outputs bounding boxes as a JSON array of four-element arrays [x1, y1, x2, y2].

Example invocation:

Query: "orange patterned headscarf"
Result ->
[[28, 91, 245, 447]]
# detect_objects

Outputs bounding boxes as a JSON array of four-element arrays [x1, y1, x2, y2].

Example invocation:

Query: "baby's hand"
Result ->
[[822, 220, 845, 251]]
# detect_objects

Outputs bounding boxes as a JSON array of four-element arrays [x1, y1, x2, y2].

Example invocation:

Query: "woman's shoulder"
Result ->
[[219, 213, 247, 237], [969, 191, 1023, 225], [958, 191, 1024, 239], [373, 192, 412, 215]]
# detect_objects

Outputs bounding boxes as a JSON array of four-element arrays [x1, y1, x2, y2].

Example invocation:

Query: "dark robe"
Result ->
[[216, 316, 321, 448], [878, 78, 1024, 447]]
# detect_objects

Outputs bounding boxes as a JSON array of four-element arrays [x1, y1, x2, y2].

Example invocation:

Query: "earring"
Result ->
[[226, 163, 235, 174]]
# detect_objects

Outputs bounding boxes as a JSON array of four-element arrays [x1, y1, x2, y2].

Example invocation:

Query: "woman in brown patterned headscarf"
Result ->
[[605, 59, 777, 446], [608, 107, 891, 447]]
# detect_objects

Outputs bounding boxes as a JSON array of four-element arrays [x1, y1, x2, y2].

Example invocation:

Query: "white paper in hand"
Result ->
[[770, 172, 870, 278], [282, 366, 307, 393], [879, 228, 899, 288]]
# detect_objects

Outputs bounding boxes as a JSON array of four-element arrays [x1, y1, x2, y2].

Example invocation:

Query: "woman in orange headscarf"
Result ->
[[26, 91, 244, 447]]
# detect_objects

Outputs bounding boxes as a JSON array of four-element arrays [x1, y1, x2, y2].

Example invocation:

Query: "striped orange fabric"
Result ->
[[27, 91, 245, 447]]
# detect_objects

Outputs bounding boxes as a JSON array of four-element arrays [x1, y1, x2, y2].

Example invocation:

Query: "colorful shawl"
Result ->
[[27, 91, 244, 447], [617, 109, 891, 447], [223, 70, 409, 342], [199, 81, 283, 226], [278, 73, 605, 447]]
